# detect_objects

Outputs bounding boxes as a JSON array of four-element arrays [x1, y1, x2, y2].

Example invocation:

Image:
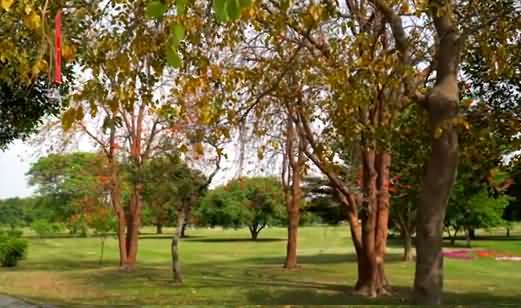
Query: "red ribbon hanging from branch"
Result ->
[[54, 8, 62, 84]]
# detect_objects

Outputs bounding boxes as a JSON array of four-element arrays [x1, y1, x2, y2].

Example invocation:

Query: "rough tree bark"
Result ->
[[413, 1, 460, 302]]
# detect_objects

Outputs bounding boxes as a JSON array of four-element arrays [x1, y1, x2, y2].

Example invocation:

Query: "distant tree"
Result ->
[[26, 152, 107, 234], [143, 154, 208, 235], [197, 177, 285, 240], [505, 158, 521, 236], [0, 198, 26, 230]]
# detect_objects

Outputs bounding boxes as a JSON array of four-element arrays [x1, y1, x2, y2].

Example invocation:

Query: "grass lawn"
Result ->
[[0, 226, 520, 306]]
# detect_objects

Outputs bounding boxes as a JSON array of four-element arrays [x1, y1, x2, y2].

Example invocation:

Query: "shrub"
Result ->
[[0, 231, 28, 267], [31, 219, 65, 237]]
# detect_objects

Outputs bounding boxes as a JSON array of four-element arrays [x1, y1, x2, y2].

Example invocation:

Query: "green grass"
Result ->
[[0, 226, 520, 306]]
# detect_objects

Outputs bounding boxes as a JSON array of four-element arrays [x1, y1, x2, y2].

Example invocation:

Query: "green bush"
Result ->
[[0, 231, 28, 267], [31, 219, 65, 237]]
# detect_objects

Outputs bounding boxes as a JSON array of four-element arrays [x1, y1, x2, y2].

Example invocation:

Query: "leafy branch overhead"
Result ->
[[145, 0, 252, 67]]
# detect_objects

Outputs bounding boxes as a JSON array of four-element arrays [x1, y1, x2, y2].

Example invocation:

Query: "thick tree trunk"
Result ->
[[156, 224, 163, 234], [172, 209, 184, 283], [355, 149, 384, 297], [413, 69, 459, 304], [412, 1, 460, 304]]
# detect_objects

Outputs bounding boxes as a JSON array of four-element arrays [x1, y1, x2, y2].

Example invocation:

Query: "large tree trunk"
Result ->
[[156, 224, 163, 234], [412, 1, 460, 304], [355, 149, 390, 297], [413, 28, 459, 306]]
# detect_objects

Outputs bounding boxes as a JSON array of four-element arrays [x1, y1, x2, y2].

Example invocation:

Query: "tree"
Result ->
[[0, 0, 87, 148], [0, 198, 26, 230], [505, 158, 521, 235], [197, 177, 285, 240], [26, 152, 107, 235], [446, 184, 509, 246]]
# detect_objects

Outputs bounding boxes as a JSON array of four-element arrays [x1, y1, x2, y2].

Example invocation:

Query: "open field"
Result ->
[[1, 226, 520, 306]]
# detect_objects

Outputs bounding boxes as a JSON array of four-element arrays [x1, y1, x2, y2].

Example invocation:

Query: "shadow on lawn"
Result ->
[[184, 237, 285, 243], [243, 252, 404, 265], [245, 286, 521, 305]]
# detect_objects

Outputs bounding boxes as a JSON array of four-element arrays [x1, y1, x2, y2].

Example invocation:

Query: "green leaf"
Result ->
[[145, 1, 167, 19], [171, 23, 186, 43], [214, 0, 229, 22], [227, 0, 241, 20], [239, 0, 251, 9], [166, 48, 182, 68], [176, 0, 187, 16]]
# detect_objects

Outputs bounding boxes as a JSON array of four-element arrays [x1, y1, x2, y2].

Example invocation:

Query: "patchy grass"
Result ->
[[0, 226, 520, 306]]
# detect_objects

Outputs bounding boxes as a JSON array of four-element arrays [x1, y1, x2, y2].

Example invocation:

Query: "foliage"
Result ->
[[505, 158, 521, 222], [0, 0, 89, 148], [31, 219, 65, 238], [446, 185, 510, 237], [143, 154, 208, 229], [0, 230, 27, 267], [0, 198, 26, 229], [26, 152, 108, 232], [196, 177, 285, 239]]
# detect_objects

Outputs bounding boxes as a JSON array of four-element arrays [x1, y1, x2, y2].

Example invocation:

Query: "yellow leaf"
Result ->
[[62, 45, 75, 60], [193, 143, 204, 156], [1, 0, 14, 11], [24, 4, 32, 14], [31, 58, 48, 76], [24, 11, 41, 30]]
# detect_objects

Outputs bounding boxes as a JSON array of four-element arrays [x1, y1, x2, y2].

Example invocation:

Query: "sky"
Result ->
[[0, 141, 35, 199]]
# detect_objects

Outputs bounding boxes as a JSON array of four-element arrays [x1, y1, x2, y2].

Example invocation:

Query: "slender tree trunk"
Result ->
[[284, 137, 304, 269], [99, 236, 106, 266], [181, 205, 191, 238], [284, 172, 301, 269], [469, 228, 475, 240], [403, 230, 413, 261], [172, 208, 184, 283], [180, 223, 187, 238], [156, 224, 163, 235], [507, 227, 510, 237], [249, 225, 259, 241], [465, 228, 471, 247], [375, 151, 391, 291]]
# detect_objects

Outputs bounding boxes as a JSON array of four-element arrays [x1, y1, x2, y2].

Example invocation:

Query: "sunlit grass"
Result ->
[[0, 226, 520, 306]]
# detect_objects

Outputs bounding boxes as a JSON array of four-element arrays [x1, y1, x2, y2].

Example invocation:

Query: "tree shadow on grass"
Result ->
[[243, 252, 405, 265], [183, 237, 286, 243], [245, 286, 521, 306]]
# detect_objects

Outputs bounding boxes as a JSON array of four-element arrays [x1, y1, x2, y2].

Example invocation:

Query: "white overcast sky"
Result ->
[[0, 141, 35, 198]]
